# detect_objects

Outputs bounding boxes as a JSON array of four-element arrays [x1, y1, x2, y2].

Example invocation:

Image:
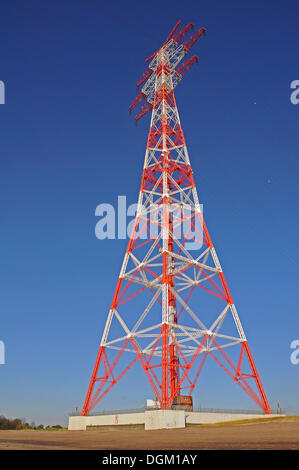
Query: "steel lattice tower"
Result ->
[[81, 21, 271, 416]]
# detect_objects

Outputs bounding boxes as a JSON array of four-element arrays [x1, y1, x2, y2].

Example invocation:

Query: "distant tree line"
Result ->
[[0, 415, 63, 430]]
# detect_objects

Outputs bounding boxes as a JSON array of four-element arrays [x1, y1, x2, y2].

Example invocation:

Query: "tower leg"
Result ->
[[161, 323, 169, 409], [81, 346, 104, 416], [243, 341, 272, 414]]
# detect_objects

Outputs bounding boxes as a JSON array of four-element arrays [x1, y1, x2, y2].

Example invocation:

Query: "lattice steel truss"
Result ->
[[81, 21, 271, 416]]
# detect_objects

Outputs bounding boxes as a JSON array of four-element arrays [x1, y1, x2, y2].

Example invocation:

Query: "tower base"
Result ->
[[68, 409, 282, 431]]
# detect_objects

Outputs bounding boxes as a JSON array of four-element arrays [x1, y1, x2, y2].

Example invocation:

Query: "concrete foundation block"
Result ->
[[68, 412, 145, 430], [185, 411, 283, 425], [144, 409, 185, 430], [68, 416, 87, 430]]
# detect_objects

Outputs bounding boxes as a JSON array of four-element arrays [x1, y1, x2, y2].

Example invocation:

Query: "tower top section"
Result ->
[[129, 20, 206, 121]]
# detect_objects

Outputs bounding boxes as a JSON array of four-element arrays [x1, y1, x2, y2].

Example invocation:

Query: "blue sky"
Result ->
[[0, 0, 298, 426]]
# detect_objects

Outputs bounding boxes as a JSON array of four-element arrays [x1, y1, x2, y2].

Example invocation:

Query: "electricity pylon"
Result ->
[[81, 21, 271, 416]]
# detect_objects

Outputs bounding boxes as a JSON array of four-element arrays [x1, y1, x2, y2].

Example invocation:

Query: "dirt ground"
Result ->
[[0, 418, 298, 450]]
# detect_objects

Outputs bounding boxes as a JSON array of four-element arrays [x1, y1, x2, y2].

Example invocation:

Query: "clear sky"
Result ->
[[0, 0, 298, 426]]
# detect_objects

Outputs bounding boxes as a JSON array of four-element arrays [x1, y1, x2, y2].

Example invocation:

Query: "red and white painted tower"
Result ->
[[81, 21, 271, 416]]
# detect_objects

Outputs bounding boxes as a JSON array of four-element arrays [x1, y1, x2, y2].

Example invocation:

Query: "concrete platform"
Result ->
[[68, 410, 283, 431]]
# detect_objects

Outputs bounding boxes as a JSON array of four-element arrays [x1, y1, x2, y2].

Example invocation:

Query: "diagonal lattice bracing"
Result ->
[[81, 21, 271, 416]]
